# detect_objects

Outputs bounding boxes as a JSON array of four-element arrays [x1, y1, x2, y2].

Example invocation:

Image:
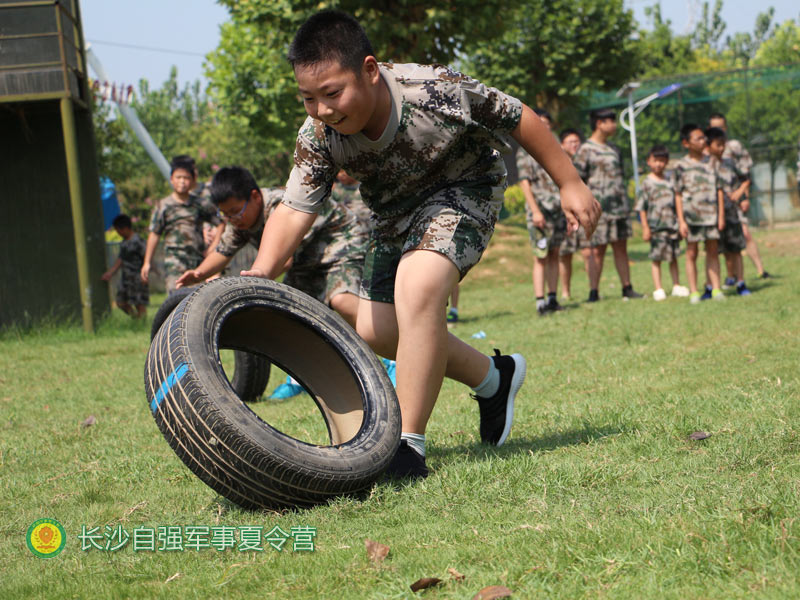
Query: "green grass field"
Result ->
[[2, 219, 799, 599]]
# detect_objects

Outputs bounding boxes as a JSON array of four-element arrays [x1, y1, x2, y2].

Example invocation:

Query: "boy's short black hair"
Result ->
[[170, 155, 196, 176], [705, 126, 727, 144], [288, 10, 375, 74], [680, 123, 702, 142], [648, 144, 670, 160], [589, 108, 616, 131], [533, 107, 553, 123], [112, 214, 132, 229], [709, 112, 726, 123], [209, 166, 259, 206], [559, 128, 583, 143]]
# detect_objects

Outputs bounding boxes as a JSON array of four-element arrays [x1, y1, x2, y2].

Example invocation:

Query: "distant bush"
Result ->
[[504, 184, 526, 216]]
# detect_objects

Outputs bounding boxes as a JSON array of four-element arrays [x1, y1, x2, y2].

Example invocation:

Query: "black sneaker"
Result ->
[[546, 297, 564, 312], [622, 286, 644, 299], [474, 350, 527, 446], [587, 289, 600, 303], [760, 271, 771, 280], [384, 440, 428, 479]]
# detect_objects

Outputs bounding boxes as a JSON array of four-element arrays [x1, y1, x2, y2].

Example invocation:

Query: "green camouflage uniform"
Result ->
[[331, 182, 372, 230], [722, 139, 753, 224], [516, 146, 566, 257], [282, 63, 522, 303], [215, 188, 367, 304], [712, 156, 746, 253], [559, 226, 591, 256], [116, 233, 149, 306], [674, 155, 720, 243], [573, 139, 631, 246], [634, 176, 680, 262], [149, 193, 221, 290]]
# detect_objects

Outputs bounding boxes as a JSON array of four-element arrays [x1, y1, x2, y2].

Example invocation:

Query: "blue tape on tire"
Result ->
[[150, 363, 189, 413]]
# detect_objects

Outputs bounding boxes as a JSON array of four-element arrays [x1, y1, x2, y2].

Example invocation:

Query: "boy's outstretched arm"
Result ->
[[512, 104, 601, 236], [176, 251, 233, 288], [141, 231, 160, 283], [241, 203, 318, 279]]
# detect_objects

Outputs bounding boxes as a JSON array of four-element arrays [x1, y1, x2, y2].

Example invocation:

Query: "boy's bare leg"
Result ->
[[611, 240, 631, 287], [729, 252, 744, 282], [651, 261, 662, 291], [592, 244, 607, 285], [545, 250, 559, 295], [117, 301, 134, 317], [668, 259, 681, 287], [705, 240, 721, 289], [725, 253, 735, 280], [559, 253, 572, 299], [356, 251, 490, 434], [533, 257, 545, 298], [742, 223, 765, 274], [582, 247, 600, 290], [135, 304, 147, 319], [329, 291, 359, 329], [686, 242, 699, 293]]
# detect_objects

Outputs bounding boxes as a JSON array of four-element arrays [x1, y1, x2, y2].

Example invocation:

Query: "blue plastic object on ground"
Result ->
[[381, 358, 397, 387], [269, 376, 305, 400]]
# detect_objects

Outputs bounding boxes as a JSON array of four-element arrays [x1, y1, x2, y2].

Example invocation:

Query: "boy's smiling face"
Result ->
[[295, 57, 385, 138]]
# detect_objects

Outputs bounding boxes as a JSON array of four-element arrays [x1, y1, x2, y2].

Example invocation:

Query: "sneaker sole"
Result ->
[[496, 354, 526, 447]]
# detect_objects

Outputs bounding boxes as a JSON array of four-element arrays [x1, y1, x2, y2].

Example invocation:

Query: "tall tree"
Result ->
[[463, 0, 638, 118]]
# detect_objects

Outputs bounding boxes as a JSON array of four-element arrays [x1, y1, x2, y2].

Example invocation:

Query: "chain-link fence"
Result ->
[[585, 63, 800, 225]]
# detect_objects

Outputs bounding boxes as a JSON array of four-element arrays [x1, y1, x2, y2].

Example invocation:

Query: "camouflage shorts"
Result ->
[[686, 224, 721, 243], [590, 214, 632, 246], [116, 272, 149, 306], [164, 247, 204, 291], [737, 206, 749, 226], [284, 255, 363, 305], [719, 221, 746, 253], [559, 226, 591, 256], [526, 207, 566, 258], [360, 185, 501, 303], [648, 231, 681, 262]]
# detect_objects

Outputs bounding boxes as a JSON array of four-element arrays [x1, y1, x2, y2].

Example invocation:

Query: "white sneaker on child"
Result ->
[[671, 285, 690, 297], [653, 288, 667, 301]]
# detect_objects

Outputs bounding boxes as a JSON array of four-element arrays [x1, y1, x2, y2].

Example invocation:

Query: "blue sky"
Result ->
[[80, 1, 799, 91]]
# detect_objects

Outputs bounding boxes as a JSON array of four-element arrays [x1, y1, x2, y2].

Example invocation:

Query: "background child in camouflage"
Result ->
[[706, 127, 751, 296], [557, 128, 599, 301], [102, 214, 149, 318], [675, 123, 724, 304], [635, 145, 689, 301], [573, 108, 643, 302], [240, 10, 600, 479], [141, 156, 224, 293], [709, 113, 770, 280], [516, 108, 567, 315], [176, 166, 367, 328]]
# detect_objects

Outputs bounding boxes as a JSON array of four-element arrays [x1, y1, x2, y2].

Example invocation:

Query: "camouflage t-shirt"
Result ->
[[331, 182, 372, 228], [573, 139, 628, 216], [215, 188, 366, 270], [634, 176, 677, 232], [722, 139, 753, 183], [118, 232, 146, 276], [282, 63, 523, 226], [711, 156, 742, 224], [674, 155, 718, 226], [148, 193, 221, 257], [515, 147, 561, 216]]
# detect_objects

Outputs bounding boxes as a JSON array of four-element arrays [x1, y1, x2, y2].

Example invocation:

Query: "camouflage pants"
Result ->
[[648, 231, 681, 262], [560, 225, 591, 256], [116, 271, 149, 306], [360, 184, 501, 303], [686, 224, 720, 243], [164, 246, 205, 291], [284, 255, 363, 305], [719, 221, 746, 253], [590, 214, 632, 246], [525, 206, 566, 258]]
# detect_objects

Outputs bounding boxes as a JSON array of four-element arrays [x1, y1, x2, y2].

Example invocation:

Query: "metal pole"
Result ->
[[60, 96, 94, 332], [627, 90, 640, 202]]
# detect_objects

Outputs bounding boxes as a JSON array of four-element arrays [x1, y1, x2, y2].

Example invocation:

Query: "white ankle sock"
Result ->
[[401, 432, 426, 457], [472, 360, 500, 398]]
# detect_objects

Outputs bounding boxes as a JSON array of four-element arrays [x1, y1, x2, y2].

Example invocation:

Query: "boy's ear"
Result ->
[[362, 56, 381, 85], [251, 188, 262, 204]]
